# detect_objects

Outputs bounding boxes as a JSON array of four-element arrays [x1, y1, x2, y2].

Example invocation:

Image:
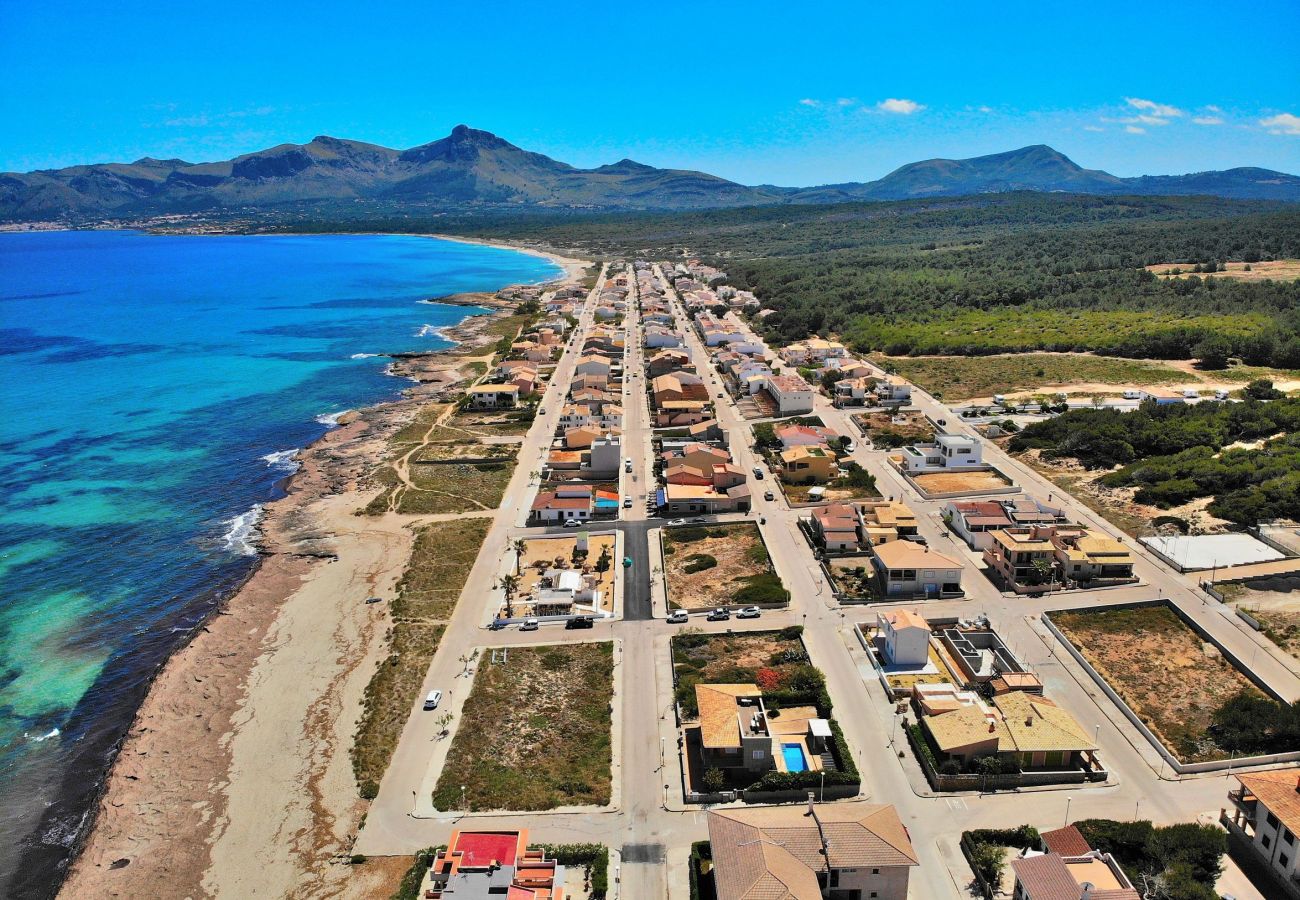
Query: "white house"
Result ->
[[899, 434, 984, 473], [878, 609, 931, 666], [760, 373, 815, 415], [587, 434, 622, 476], [644, 326, 683, 348]]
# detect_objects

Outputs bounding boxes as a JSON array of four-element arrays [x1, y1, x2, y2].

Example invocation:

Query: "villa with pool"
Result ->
[[693, 682, 832, 777]]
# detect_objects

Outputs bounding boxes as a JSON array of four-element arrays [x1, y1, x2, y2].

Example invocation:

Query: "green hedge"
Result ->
[[533, 843, 609, 898], [689, 840, 714, 900], [391, 846, 442, 900], [965, 825, 1040, 849]]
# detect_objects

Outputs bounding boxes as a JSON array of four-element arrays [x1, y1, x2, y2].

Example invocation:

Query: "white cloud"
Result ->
[[1131, 114, 1173, 126], [1125, 125, 1146, 134], [798, 98, 821, 108], [977, 105, 994, 114], [1125, 97, 1184, 118], [1083, 125, 1105, 132], [1192, 116, 1224, 126], [1204, 105, 1223, 113], [876, 98, 924, 115], [1261, 112, 1300, 135], [836, 97, 857, 107]]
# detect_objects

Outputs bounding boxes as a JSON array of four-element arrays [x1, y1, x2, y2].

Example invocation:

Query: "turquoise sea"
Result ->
[[0, 230, 559, 896]]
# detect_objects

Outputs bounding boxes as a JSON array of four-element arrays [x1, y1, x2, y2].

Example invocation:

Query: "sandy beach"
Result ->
[[58, 251, 585, 899]]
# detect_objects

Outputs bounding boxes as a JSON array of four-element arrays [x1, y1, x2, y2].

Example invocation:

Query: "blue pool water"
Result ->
[[782, 742, 809, 772], [0, 230, 559, 896]]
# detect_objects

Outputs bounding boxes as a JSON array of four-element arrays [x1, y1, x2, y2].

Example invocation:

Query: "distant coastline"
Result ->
[[54, 235, 585, 900]]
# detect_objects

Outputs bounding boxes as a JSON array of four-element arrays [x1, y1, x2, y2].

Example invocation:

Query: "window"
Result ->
[[1269, 813, 1281, 829], [751, 750, 764, 760], [871, 868, 880, 875], [1281, 853, 1291, 871], [1263, 834, 1272, 850]]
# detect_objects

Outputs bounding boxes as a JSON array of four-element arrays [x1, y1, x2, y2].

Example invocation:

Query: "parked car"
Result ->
[[936, 418, 947, 426], [667, 610, 689, 624], [735, 607, 762, 619], [565, 616, 595, 629], [763, 490, 775, 501], [623, 497, 633, 508], [752, 466, 765, 479], [423, 689, 443, 711], [520, 618, 539, 631], [563, 519, 583, 528], [669, 518, 687, 526], [624, 458, 633, 472], [706, 608, 730, 622], [487, 619, 506, 631]]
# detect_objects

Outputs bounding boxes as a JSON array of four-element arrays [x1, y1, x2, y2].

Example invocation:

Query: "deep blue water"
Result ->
[[0, 230, 559, 896]]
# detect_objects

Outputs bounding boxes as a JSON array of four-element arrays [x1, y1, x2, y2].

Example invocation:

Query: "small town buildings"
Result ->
[[984, 525, 1136, 593], [871, 540, 964, 598], [778, 444, 839, 484], [695, 683, 774, 772], [774, 422, 839, 449], [937, 622, 1042, 691], [647, 349, 691, 376], [898, 434, 984, 473], [1010, 829, 1140, 900], [530, 484, 593, 524], [1228, 768, 1300, 891], [944, 500, 1016, 550], [810, 502, 865, 551], [779, 338, 848, 365], [834, 376, 874, 405], [706, 804, 919, 900], [563, 426, 603, 449], [655, 400, 710, 427], [922, 690, 1098, 770], [423, 829, 567, 899], [859, 500, 919, 544], [644, 325, 683, 348], [467, 384, 520, 410], [878, 609, 930, 666], [574, 354, 612, 378], [759, 374, 815, 415], [661, 482, 751, 515], [531, 567, 602, 616]]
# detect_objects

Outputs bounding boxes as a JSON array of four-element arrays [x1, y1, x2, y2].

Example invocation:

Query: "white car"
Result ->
[[667, 610, 689, 624], [735, 607, 762, 619], [563, 519, 583, 528], [520, 618, 539, 631], [668, 518, 687, 526], [423, 689, 443, 710]]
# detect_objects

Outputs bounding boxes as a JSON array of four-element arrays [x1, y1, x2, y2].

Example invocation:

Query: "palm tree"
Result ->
[[500, 573, 520, 618], [1030, 557, 1055, 590], [512, 538, 527, 573]]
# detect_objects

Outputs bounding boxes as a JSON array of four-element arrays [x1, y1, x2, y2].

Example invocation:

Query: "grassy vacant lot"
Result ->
[[1219, 582, 1300, 661], [352, 518, 491, 796], [671, 628, 811, 715], [1148, 259, 1300, 282], [875, 352, 1187, 402], [852, 409, 935, 448], [364, 459, 517, 515], [1053, 604, 1263, 762], [662, 523, 786, 610], [432, 642, 614, 811]]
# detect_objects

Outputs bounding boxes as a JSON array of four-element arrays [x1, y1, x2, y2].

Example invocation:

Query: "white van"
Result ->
[[1214, 389, 1231, 401], [423, 689, 443, 711], [992, 394, 1006, 405], [1183, 388, 1200, 399], [1122, 389, 1143, 400]]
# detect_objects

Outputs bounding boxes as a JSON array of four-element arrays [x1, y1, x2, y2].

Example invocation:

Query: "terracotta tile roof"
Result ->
[[1040, 825, 1092, 857], [883, 609, 929, 631], [1010, 853, 1083, 899], [696, 684, 758, 749], [1238, 768, 1300, 835], [708, 804, 918, 900], [872, 541, 961, 570], [996, 692, 1096, 754]]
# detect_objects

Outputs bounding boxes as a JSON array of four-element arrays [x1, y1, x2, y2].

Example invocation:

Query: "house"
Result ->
[[467, 385, 520, 410], [871, 540, 963, 598], [687, 419, 726, 443], [655, 401, 710, 428], [984, 528, 1057, 592], [660, 482, 751, 515], [530, 484, 593, 524], [878, 609, 930, 666], [922, 690, 1098, 770], [531, 567, 603, 616], [859, 500, 919, 544], [834, 376, 875, 406], [810, 503, 865, 551], [1227, 768, 1300, 889], [875, 379, 912, 405], [695, 683, 774, 772], [937, 623, 1041, 690], [707, 804, 918, 900], [563, 426, 603, 449], [574, 355, 612, 378], [985, 525, 1135, 592], [760, 374, 815, 415], [775, 423, 839, 449], [423, 829, 567, 899], [944, 500, 1015, 550], [778, 444, 839, 484], [1010, 831, 1140, 900], [644, 326, 683, 348], [664, 443, 732, 473], [647, 349, 691, 377], [898, 434, 984, 473], [586, 434, 621, 476]]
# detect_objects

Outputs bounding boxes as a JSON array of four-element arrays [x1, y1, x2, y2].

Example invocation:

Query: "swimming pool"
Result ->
[[781, 742, 808, 772]]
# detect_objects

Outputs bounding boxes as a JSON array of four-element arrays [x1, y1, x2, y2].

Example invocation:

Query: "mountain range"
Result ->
[[3, 125, 1297, 222]]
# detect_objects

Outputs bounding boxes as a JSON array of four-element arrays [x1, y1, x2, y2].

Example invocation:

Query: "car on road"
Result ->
[[667, 610, 689, 624], [423, 689, 443, 710], [668, 518, 687, 526], [706, 608, 731, 621], [844, 442, 856, 452], [624, 458, 633, 472], [752, 466, 765, 479], [563, 519, 583, 528], [565, 616, 595, 629], [623, 497, 633, 508], [717, 392, 725, 398], [519, 618, 539, 631], [365, 596, 383, 604], [735, 606, 762, 619], [763, 490, 774, 501], [937, 418, 947, 427]]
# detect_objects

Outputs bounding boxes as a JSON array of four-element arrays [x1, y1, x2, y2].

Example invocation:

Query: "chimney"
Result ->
[[1025, 717, 1034, 727], [989, 722, 996, 733]]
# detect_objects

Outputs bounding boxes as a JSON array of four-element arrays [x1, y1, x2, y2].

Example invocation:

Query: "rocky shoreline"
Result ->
[[56, 263, 579, 899]]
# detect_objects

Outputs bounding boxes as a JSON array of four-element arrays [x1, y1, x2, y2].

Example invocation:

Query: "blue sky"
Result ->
[[2, 0, 1297, 184]]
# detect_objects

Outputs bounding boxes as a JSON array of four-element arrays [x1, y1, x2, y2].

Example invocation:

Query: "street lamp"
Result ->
[[461, 785, 468, 812], [1064, 796, 1072, 826]]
